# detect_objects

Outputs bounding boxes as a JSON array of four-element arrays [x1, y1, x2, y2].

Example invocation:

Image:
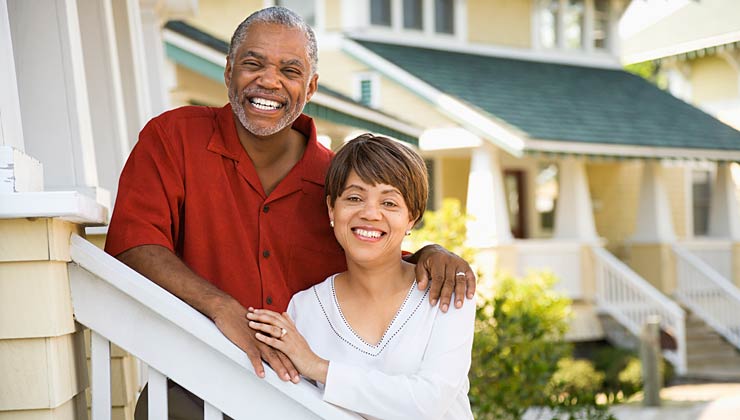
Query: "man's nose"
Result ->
[[257, 66, 281, 89]]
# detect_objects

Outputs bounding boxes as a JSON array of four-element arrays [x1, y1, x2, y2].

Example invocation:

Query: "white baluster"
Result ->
[[91, 331, 111, 420], [204, 402, 224, 420], [148, 368, 168, 419]]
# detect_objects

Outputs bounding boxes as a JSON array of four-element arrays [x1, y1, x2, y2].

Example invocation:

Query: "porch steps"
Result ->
[[598, 312, 740, 381], [684, 312, 740, 381]]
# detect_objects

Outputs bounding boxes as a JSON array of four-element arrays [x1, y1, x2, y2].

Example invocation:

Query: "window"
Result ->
[[692, 170, 712, 236], [435, 0, 455, 34], [369, 0, 456, 36], [403, 0, 423, 30], [277, 0, 316, 26], [593, 0, 609, 49], [371, 0, 392, 27], [538, 0, 610, 52], [353, 73, 380, 108], [536, 163, 558, 235]]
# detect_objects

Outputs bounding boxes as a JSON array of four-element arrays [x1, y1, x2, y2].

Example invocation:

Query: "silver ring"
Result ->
[[455, 271, 466, 277], [280, 328, 287, 338]]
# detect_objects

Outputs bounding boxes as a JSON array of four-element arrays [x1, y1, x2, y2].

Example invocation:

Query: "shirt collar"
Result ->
[[207, 103, 328, 186]]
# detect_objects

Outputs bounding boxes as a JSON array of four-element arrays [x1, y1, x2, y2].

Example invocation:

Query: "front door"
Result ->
[[504, 170, 527, 239]]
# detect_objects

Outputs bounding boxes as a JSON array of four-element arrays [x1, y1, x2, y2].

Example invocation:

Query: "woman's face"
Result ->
[[328, 170, 415, 265]]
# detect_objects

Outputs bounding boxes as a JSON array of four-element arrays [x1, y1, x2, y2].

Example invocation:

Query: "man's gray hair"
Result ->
[[228, 6, 318, 75]]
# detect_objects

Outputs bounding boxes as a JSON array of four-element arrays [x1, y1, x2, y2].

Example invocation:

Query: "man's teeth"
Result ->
[[250, 97, 282, 110], [355, 228, 383, 239]]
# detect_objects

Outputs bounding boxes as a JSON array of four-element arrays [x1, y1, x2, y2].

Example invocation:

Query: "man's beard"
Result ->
[[228, 85, 305, 137]]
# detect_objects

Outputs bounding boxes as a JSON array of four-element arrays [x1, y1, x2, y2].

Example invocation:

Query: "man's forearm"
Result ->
[[116, 244, 237, 319]]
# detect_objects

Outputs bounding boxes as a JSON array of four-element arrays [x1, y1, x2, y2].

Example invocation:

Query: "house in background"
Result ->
[[3, 0, 740, 419]]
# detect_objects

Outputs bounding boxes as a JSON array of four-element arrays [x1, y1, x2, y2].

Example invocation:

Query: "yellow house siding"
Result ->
[[324, 0, 342, 30], [0, 219, 80, 263], [690, 56, 739, 104], [171, 66, 229, 108], [0, 262, 75, 339], [440, 157, 471, 208], [0, 332, 87, 410], [467, 0, 532, 48], [186, 0, 263, 43], [318, 51, 452, 127], [587, 162, 641, 248], [0, 394, 87, 420]]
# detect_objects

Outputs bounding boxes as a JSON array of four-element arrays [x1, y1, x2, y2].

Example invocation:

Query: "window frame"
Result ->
[[533, 0, 614, 53], [366, 0, 464, 40], [352, 72, 382, 109]]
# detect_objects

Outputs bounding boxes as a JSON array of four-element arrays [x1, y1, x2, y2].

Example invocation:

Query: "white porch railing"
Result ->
[[679, 239, 732, 280], [591, 246, 687, 374], [68, 233, 361, 420], [673, 244, 740, 351], [515, 240, 583, 299]]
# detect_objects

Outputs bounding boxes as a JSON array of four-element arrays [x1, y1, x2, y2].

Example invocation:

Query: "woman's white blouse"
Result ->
[[287, 274, 475, 420]]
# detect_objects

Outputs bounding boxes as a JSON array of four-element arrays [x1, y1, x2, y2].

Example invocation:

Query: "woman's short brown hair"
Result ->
[[325, 134, 428, 224]]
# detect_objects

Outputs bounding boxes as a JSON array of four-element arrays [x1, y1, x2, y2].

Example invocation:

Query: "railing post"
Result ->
[[640, 316, 662, 407], [91, 331, 112, 419], [148, 368, 168, 419], [205, 402, 224, 420]]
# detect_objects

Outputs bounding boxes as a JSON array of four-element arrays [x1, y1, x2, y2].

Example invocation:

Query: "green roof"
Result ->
[[356, 41, 740, 151]]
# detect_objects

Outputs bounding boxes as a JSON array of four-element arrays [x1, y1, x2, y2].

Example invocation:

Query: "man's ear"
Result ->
[[306, 73, 319, 102], [224, 57, 233, 88]]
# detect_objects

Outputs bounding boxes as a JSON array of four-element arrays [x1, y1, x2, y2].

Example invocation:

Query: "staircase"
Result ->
[[685, 312, 740, 380]]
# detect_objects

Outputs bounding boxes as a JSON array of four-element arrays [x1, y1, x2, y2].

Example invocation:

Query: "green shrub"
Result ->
[[469, 271, 572, 420]]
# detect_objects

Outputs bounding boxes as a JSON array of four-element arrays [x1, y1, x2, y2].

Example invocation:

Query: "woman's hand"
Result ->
[[246, 308, 329, 384]]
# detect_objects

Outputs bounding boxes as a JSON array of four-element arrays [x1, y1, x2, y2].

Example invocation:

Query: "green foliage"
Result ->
[[408, 198, 475, 263], [469, 271, 572, 420], [624, 61, 668, 89], [545, 358, 613, 420]]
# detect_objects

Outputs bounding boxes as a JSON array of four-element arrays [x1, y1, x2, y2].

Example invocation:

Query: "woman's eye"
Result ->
[[382, 201, 398, 207], [346, 196, 361, 202]]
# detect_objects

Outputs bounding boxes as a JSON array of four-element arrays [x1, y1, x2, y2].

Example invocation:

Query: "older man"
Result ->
[[106, 6, 475, 418]]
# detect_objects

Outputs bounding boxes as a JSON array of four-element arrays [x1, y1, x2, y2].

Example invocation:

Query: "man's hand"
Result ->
[[116, 245, 299, 382], [212, 299, 300, 383], [407, 244, 476, 312]]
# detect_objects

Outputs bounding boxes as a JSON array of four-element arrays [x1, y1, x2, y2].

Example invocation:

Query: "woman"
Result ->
[[246, 134, 475, 419]]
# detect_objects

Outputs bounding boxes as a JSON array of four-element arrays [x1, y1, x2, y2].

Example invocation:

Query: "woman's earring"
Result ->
[[405, 230, 411, 236], [330, 220, 334, 228]]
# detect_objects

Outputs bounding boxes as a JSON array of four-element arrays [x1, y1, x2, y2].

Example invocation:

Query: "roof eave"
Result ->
[[525, 138, 740, 161]]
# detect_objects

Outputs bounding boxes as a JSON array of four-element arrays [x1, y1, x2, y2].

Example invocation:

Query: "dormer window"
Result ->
[[369, 0, 458, 36], [353, 72, 381, 108], [537, 0, 611, 52]]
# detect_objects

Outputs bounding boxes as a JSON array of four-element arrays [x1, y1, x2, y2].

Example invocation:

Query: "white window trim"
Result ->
[[532, 0, 613, 54], [265, 0, 325, 32], [352, 72, 382, 108], [365, 0, 463, 39]]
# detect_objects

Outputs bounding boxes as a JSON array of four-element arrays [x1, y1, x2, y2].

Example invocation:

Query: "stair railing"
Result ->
[[68, 233, 361, 420], [591, 246, 687, 374], [673, 243, 740, 350]]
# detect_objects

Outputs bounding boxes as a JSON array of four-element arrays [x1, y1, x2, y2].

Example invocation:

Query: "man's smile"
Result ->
[[249, 96, 284, 111]]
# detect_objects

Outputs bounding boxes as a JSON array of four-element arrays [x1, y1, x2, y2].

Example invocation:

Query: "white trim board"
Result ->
[[0, 191, 108, 225], [346, 31, 622, 70], [341, 38, 526, 157], [525, 138, 740, 161]]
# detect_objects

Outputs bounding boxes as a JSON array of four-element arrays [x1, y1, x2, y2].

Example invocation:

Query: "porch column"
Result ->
[[709, 162, 740, 287], [77, 0, 131, 204], [7, 0, 100, 197], [112, 0, 153, 142], [628, 161, 677, 293], [708, 162, 740, 240], [554, 157, 598, 241], [0, 0, 23, 151], [140, 0, 171, 117], [466, 145, 514, 277]]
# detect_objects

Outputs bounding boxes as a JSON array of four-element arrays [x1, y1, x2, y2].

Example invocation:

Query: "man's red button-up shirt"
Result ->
[[105, 104, 346, 312]]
